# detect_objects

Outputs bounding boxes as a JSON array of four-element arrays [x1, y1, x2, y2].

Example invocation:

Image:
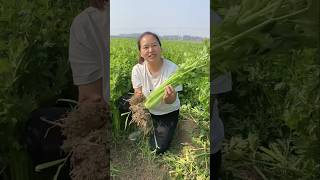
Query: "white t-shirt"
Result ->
[[131, 59, 182, 115], [68, 4, 109, 102]]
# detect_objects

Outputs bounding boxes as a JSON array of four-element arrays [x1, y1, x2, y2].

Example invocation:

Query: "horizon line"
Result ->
[[110, 33, 210, 38]]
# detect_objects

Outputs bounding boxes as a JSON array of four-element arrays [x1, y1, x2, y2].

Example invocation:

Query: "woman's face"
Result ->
[[139, 34, 162, 63]]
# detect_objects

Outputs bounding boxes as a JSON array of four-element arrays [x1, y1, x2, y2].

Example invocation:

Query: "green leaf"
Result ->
[[0, 59, 11, 73], [53, 161, 66, 180], [35, 158, 65, 172]]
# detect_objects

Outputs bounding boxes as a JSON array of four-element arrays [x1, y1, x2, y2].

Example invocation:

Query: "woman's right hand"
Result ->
[[78, 78, 103, 104], [134, 87, 143, 97]]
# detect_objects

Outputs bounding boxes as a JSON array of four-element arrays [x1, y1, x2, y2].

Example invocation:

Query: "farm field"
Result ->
[[0, 0, 318, 179], [0, 1, 86, 179], [0, 0, 211, 178], [110, 38, 210, 179], [211, 0, 319, 179]]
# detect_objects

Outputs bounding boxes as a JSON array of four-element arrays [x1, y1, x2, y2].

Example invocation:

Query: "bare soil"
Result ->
[[111, 116, 199, 180], [111, 138, 169, 180]]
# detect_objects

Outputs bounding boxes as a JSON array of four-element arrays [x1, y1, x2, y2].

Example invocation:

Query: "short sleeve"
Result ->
[[131, 65, 142, 89], [175, 85, 183, 92], [68, 15, 101, 85]]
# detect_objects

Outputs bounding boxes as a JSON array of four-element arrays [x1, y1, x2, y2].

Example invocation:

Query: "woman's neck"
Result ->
[[147, 58, 163, 75]]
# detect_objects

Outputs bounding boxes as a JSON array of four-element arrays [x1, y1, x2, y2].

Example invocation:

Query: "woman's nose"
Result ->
[[147, 47, 153, 52]]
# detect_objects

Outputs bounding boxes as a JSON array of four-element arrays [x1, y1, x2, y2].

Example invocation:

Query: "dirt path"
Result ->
[[111, 117, 198, 180], [111, 138, 169, 180]]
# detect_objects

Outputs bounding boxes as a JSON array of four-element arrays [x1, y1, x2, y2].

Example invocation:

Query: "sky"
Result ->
[[110, 0, 210, 38]]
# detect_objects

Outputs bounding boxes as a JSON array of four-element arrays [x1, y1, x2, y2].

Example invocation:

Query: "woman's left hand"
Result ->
[[163, 85, 176, 104]]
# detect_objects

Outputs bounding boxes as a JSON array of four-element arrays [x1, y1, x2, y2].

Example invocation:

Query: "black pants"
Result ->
[[149, 110, 179, 154], [211, 150, 222, 180], [25, 107, 71, 179]]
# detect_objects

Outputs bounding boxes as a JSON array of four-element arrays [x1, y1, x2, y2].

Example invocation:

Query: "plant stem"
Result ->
[[213, 0, 310, 51]]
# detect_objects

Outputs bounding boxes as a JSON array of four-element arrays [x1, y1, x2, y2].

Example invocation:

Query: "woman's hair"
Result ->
[[89, 0, 108, 10], [137, 32, 162, 64]]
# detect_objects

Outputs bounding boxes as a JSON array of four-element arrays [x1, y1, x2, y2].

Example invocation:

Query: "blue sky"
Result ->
[[111, 0, 210, 38]]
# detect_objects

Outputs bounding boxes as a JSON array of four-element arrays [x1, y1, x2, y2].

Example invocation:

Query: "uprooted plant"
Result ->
[[36, 102, 111, 180], [127, 94, 153, 135]]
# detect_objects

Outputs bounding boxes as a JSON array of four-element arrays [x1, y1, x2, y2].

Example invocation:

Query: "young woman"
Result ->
[[131, 32, 182, 154]]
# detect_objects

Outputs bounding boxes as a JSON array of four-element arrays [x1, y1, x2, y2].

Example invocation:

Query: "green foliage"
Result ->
[[160, 104, 210, 180], [0, 0, 86, 179], [110, 38, 210, 133], [223, 134, 318, 179], [144, 46, 209, 109], [211, 0, 318, 76], [110, 38, 210, 178], [211, 0, 319, 179]]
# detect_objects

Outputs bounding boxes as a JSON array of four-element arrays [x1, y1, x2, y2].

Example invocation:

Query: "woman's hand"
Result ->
[[134, 87, 143, 97], [163, 85, 176, 104], [78, 78, 103, 104]]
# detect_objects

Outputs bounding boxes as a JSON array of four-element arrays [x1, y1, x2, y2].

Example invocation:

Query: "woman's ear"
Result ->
[[139, 56, 144, 64]]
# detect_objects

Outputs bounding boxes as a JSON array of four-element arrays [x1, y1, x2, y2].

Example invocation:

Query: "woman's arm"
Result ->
[[78, 78, 104, 103], [134, 87, 143, 97]]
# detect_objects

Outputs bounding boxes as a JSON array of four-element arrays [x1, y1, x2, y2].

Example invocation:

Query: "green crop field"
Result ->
[[110, 38, 211, 179], [0, 0, 86, 179], [211, 0, 319, 179], [0, 0, 318, 179]]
